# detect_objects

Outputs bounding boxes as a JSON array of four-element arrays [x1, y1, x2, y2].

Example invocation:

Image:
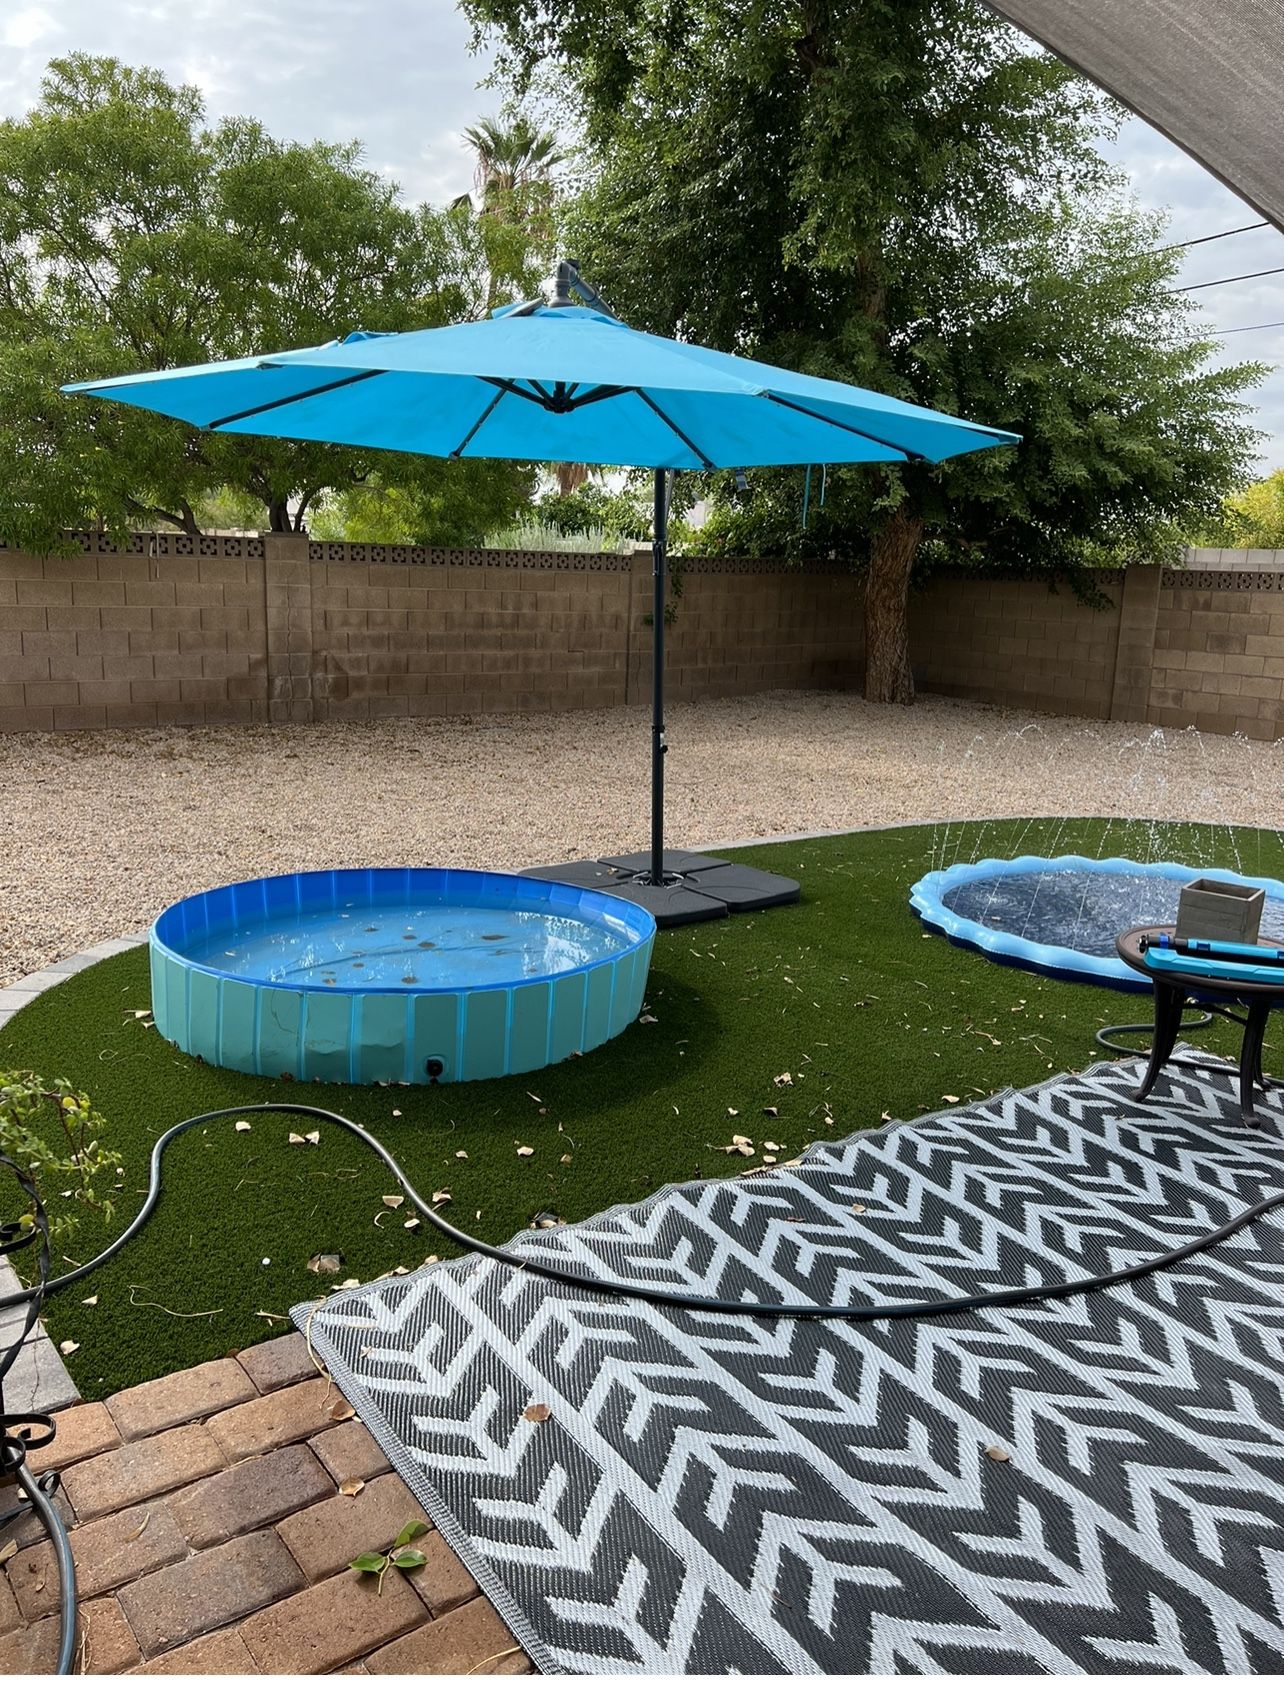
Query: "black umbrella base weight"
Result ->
[[521, 850, 800, 928]]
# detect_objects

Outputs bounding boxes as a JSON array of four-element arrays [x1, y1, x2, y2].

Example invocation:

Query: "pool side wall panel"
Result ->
[[148, 868, 655, 1086]]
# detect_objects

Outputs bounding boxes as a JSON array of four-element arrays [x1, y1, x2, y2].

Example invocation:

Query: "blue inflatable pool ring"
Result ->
[[150, 868, 656, 1085], [909, 853, 1284, 989]]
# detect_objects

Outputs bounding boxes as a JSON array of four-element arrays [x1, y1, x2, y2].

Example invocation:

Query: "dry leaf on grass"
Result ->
[[307, 1252, 344, 1275], [762, 1106, 779, 1118], [431, 1190, 452, 1205], [235, 1120, 251, 1133], [516, 1146, 534, 1158], [638, 1013, 658, 1025], [404, 1217, 421, 1231], [523, 1403, 551, 1423], [60, 1340, 79, 1356], [381, 1194, 404, 1209], [80, 1294, 98, 1307]]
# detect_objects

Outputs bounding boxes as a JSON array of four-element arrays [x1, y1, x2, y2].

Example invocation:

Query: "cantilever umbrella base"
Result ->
[[521, 849, 800, 928]]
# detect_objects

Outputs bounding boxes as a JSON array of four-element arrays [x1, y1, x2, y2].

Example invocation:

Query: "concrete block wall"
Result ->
[[0, 533, 861, 732], [0, 534, 269, 732], [1148, 571, 1284, 739], [634, 556, 864, 705], [909, 572, 1124, 719], [9, 533, 1284, 741], [910, 562, 1284, 740]]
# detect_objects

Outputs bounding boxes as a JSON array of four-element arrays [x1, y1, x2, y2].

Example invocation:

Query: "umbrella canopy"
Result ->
[[64, 302, 1018, 471], [64, 275, 1017, 911]]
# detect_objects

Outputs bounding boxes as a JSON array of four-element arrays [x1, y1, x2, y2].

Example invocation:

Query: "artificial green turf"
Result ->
[[1, 815, 1268, 1398]]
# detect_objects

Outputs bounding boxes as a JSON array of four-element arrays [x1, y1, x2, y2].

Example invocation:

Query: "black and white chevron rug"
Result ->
[[296, 1054, 1284, 1675]]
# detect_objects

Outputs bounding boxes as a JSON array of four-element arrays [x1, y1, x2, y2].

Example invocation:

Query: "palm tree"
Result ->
[[460, 113, 578, 496], [461, 116, 566, 213]]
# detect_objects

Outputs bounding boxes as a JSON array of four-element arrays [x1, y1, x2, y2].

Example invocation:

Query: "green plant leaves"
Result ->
[[392, 1549, 428, 1570], [395, 1520, 429, 1548], [348, 1551, 389, 1576]]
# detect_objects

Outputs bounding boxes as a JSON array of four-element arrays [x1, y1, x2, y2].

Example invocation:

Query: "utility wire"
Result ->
[[1167, 265, 1284, 295], [1213, 319, 1284, 337], [1151, 219, 1269, 255]]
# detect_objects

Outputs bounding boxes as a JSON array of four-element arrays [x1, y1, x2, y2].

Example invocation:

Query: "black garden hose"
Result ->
[[3, 1093, 1283, 1676], [3, 1100, 1282, 1326]]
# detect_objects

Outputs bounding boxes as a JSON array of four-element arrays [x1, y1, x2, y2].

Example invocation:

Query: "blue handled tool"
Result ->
[[1140, 934, 1284, 967], [1143, 946, 1284, 986]]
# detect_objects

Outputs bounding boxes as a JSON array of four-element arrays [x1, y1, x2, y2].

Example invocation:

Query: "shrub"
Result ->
[[0, 1070, 121, 1239]]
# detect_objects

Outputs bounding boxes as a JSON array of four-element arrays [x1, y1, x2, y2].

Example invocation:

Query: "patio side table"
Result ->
[[1115, 926, 1284, 1128]]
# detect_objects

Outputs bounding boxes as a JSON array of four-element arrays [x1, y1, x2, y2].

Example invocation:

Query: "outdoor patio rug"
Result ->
[[295, 1053, 1284, 1675]]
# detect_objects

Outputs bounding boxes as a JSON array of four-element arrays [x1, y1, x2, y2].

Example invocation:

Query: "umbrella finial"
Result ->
[[548, 259, 577, 308]]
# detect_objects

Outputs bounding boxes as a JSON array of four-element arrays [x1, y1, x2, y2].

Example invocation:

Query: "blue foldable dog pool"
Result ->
[[150, 868, 656, 1085]]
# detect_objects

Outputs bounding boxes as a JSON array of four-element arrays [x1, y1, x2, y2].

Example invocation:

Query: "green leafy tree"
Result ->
[[0, 56, 536, 549], [1204, 469, 1284, 549], [464, 0, 1264, 701], [532, 482, 651, 539], [308, 461, 535, 546]]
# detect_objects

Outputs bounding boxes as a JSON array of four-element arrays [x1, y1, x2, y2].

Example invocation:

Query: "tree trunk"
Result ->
[[554, 462, 589, 496], [266, 497, 292, 532], [863, 502, 924, 704]]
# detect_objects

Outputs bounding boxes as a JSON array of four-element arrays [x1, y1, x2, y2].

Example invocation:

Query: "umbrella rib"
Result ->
[[634, 391, 715, 469], [203, 369, 385, 431], [479, 376, 631, 414], [479, 376, 550, 406], [449, 384, 509, 458], [763, 393, 929, 461]]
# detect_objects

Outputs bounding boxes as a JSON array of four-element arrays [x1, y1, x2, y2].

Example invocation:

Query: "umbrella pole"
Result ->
[[650, 468, 668, 886]]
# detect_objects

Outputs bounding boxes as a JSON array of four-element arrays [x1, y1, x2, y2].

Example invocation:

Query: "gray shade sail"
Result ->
[[986, 1, 1284, 231]]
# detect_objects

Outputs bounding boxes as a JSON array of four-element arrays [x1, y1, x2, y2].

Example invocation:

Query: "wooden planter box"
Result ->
[[1176, 877, 1264, 943]]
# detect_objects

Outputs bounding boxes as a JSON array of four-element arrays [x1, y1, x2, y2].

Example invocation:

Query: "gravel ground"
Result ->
[[4, 689, 1284, 986]]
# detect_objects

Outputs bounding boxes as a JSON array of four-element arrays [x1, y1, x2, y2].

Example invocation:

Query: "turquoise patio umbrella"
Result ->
[[65, 264, 1018, 916]]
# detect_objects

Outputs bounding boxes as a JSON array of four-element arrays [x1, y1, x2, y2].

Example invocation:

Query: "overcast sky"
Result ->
[[3, 0, 1282, 473]]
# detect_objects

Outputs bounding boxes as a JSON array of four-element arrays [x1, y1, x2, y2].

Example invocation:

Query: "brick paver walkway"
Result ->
[[0, 1335, 531, 1675]]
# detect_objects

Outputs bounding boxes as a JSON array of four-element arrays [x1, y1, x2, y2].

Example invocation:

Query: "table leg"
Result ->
[[1239, 999, 1271, 1127], [1135, 983, 1186, 1102]]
